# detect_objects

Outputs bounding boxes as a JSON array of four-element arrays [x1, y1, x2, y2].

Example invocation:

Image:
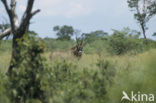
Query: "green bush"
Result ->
[[0, 72, 10, 103], [42, 59, 116, 103], [7, 33, 48, 103], [96, 59, 116, 85], [107, 28, 143, 55], [44, 38, 75, 52], [84, 40, 108, 55], [143, 39, 156, 50], [107, 51, 156, 103]]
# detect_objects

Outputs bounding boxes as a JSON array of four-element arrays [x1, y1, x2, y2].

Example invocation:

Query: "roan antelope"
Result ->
[[49, 37, 84, 61]]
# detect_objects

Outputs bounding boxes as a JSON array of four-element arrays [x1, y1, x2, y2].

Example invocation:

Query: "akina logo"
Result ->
[[121, 91, 154, 102]]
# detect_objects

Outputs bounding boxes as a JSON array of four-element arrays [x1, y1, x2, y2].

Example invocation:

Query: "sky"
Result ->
[[0, 0, 156, 39]]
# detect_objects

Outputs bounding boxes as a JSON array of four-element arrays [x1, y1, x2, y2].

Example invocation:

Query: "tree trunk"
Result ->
[[141, 25, 146, 39], [8, 33, 22, 75], [1, 0, 40, 75], [141, 23, 148, 44]]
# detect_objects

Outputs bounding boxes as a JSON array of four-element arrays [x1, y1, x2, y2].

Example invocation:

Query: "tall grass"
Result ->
[[107, 49, 156, 103], [0, 39, 156, 103], [0, 40, 12, 52]]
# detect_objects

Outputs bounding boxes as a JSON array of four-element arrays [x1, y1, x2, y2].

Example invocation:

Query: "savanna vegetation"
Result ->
[[0, 27, 156, 103], [0, 0, 156, 103]]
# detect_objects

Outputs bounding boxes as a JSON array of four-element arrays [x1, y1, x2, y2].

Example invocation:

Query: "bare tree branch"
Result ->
[[0, 28, 11, 39], [1, 0, 19, 32], [1, 0, 40, 74], [11, 0, 16, 11], [1, 0, 39, 35], [10, 0, 18, 31], [20, 0, 35, 31], [31, 9, 41, 17], [1, 0, 11, 16]]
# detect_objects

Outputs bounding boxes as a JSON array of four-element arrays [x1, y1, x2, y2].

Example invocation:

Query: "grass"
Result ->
[[1, 48, 156, 72], [0, 44, 156, 103], [0, 51, 11, 73], [107, 49, 156, 103]]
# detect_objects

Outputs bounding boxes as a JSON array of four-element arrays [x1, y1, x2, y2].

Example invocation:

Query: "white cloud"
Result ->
[[0, 0, 130, 20], [36, 0, 93, 18]]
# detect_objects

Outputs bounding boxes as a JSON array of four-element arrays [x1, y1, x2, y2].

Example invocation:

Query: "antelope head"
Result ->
[[72, 37, 84, 57]]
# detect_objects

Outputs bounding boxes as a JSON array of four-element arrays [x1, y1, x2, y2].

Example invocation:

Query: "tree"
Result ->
[[53, 25, 74, 40], [0, 23, 11, 39], [127, 0, 156, 41], [0, 18, 11, 39], [153, 32, 156, 37], [0, 0, 40, 75], [0, 23, 10, 31], [83, 30, 108, 43], [107, 28, 142, 55]]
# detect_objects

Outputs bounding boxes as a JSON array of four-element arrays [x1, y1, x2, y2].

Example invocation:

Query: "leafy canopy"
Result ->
[[53, 25, 74, 40], [128, 0, 156, 28]]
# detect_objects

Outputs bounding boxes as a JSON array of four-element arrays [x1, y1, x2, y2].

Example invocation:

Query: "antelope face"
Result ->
[[72, 36, 85, 57]]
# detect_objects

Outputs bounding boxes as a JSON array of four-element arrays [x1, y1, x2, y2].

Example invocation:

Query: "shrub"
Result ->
[[107, 50, 156, 103], [43, 59, 116, 103], [83, 40, 108, 55], [8, 33, 48, 103], [107, 28, 143, 55], [44, 38, 74, 52], [0, 71, 10, 103]]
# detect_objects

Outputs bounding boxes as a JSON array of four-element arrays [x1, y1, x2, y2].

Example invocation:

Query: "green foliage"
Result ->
[[26, 99, 42, 103], [127, 0, 156, 24], [0, 27, 156, 103], [83, 30, 108, 44], [53, 25, 74, 40], [83, 40, 108, 55], [96, 60, 116, 84], [143, 39, 156, 50], [107, 28, 143, 55], [44, 38, 75, 51], [79, 30, 108, 55], [41, 60, 116, 103], [127, 0, 156, 39], [0, 40, 12, 53], [0, 72, 10, 103], [0, 38, 156, 103], [1, 28, 155, 56], [153, 32, 156, 37], [8, 33, 48, 103], [107, 50, 156, 103]]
